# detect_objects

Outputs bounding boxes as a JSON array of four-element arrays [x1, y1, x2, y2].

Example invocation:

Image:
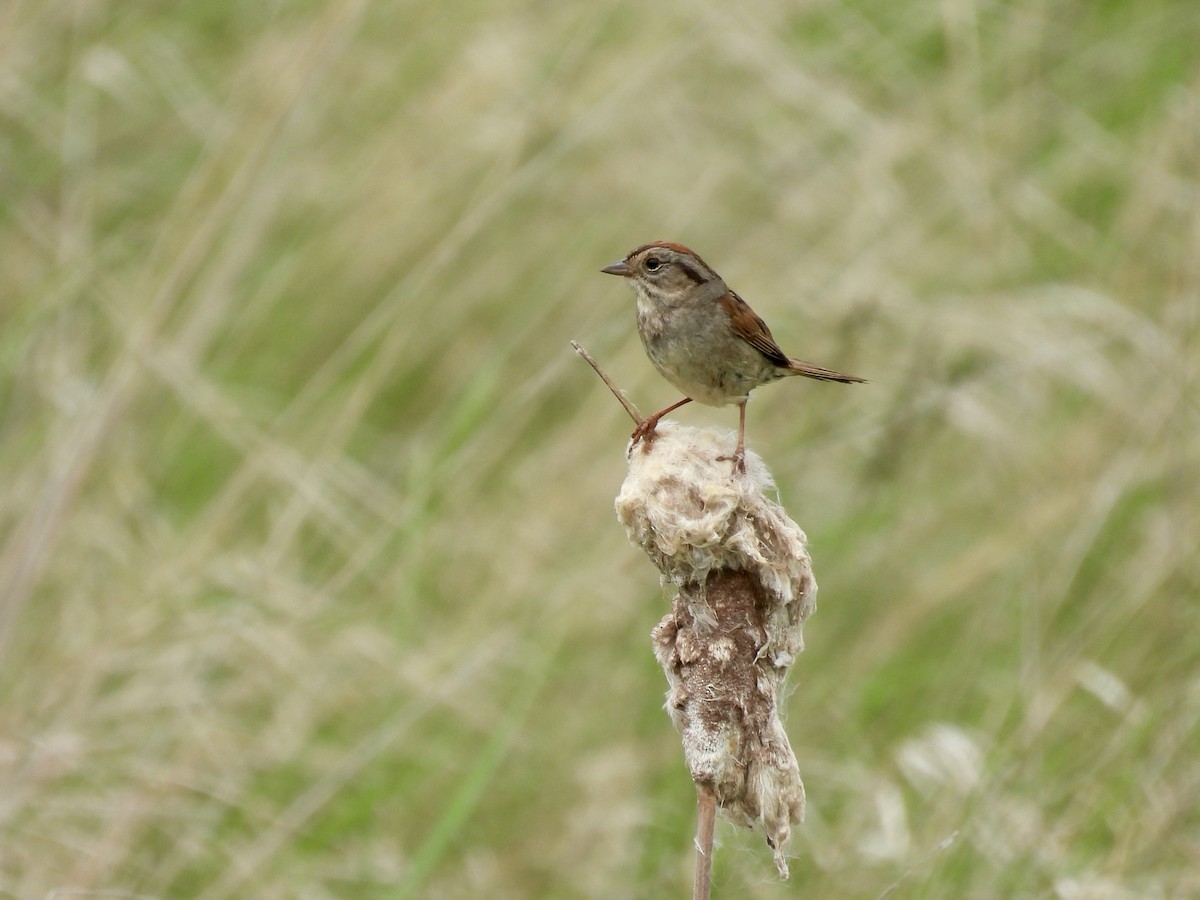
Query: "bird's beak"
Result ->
[[601, 260, 632, 277]]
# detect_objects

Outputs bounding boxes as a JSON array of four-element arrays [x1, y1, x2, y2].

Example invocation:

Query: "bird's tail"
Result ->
[[785, 358, 867, 384]]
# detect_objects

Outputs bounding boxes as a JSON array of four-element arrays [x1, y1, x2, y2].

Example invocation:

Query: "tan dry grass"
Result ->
[[1, 0, 1198, 897]]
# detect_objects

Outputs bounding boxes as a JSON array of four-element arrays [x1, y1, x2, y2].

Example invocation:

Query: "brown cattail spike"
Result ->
[[615, 423, 816, 880]]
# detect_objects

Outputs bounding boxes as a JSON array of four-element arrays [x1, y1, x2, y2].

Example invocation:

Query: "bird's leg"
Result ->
[[632, 397, 692, 449], [718, 400, 748, 474], [724, 400, 744, 472], [735, 399, 747, 472]]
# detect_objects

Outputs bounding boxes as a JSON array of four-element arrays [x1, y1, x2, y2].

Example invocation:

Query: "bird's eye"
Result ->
[[645, 257, 662, 271]]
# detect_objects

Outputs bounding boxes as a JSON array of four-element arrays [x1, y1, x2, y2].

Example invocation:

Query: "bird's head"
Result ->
[[601, 241, 722, 303]]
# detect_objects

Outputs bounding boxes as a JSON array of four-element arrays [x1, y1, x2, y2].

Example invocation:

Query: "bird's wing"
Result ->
[[718, 290, 791, 367]]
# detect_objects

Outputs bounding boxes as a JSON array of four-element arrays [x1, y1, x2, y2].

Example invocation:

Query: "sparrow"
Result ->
[[601, 241, 865, 471]]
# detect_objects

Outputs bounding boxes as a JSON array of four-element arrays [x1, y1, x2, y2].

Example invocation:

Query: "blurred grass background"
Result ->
[[1, 0, 1198, 897]]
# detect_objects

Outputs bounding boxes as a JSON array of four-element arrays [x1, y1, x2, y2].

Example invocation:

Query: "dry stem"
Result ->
[[570, 340, 643, 425], [693, 784, 717, 900]]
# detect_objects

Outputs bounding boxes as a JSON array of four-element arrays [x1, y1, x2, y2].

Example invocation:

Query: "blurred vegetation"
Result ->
[[1, 0, 1198, 897]]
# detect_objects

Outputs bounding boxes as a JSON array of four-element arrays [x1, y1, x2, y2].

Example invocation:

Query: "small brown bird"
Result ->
[[602, 241, 865, 471]]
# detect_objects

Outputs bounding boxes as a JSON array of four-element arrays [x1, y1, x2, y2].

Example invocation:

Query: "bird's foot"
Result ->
[[630, 415, 661, 451], [629, 398, 693, 454], [717, 448, 747, 475]]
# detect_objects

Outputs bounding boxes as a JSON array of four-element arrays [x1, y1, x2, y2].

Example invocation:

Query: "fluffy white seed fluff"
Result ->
[[614, 423, 817, 878]]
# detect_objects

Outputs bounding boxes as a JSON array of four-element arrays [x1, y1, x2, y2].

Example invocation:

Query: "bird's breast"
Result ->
[[636, 301, 747, 406]]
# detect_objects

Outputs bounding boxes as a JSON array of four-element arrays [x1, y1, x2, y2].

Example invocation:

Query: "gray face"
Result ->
[[630, 248, 705, 295], [600, 242, 721, 302]]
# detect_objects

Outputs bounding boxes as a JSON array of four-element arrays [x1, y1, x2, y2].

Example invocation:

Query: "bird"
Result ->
[[601, 241, 865, 471]]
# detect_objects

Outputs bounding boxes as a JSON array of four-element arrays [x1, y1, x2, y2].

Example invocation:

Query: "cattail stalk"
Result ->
[[574, 342, 816, 892]]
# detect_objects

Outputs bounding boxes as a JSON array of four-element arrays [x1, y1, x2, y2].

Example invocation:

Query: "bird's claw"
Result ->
[[630, 416, 660, 451], [717, 450, 747, 475]]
